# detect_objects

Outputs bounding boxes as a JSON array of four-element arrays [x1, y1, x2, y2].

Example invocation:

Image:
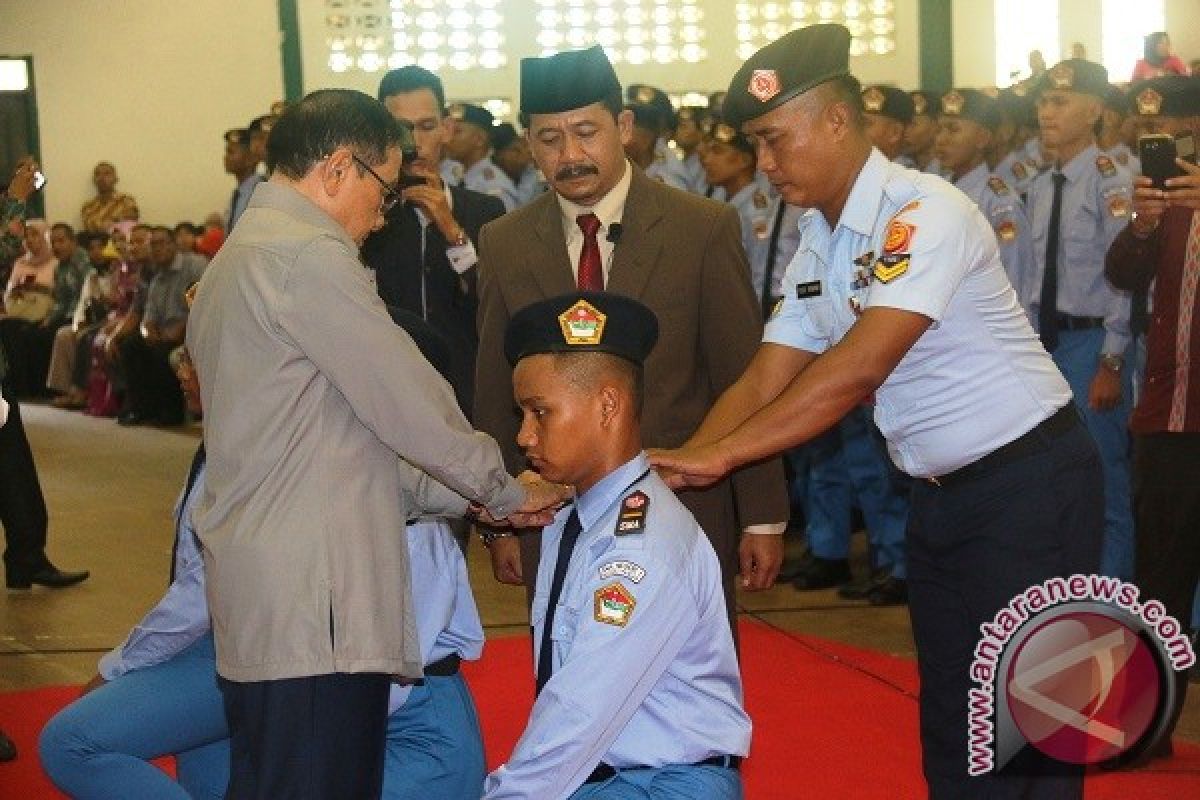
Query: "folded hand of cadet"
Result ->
[[1163, 158, 1200, 211], [647, 444, 732, 491]]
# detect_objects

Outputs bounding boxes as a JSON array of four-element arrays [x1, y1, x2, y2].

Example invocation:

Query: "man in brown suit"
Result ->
[[474, 46, 790, 631]]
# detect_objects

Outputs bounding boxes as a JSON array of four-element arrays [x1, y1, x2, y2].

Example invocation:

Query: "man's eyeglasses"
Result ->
[[351, 153, 400, 214]]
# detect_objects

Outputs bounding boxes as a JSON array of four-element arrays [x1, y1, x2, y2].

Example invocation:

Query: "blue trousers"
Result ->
[[40, 634, 485, 800], [793, 406, 909, 577], [39, 633, 229, 800], [382, 674, 486, 800], [907, 419, 1102, 799], [1051, 328, 1134, 580], [569, 764, 742, 799]]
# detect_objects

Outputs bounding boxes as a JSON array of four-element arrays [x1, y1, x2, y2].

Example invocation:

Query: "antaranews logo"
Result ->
[[967, 574, 1195, 774]]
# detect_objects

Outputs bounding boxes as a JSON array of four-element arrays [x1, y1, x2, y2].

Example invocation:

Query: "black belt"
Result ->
[[584, 755, 741, 784], [424, 653, 461, 677], [927, 404, 1079, 488], [1055, 313, 1104, 331]]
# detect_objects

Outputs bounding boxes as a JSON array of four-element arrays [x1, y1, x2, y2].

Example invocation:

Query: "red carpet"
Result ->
[[1, 620, 1197, 798]]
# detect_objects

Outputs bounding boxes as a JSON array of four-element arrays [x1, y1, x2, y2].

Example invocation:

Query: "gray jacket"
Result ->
[[187, 181, 523, 682]]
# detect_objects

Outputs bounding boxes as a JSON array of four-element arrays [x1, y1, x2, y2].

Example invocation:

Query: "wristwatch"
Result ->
[[1100, 354, 1124, 373], [479, 528, 515, 547]]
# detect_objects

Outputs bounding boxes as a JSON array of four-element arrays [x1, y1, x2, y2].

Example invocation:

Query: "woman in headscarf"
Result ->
[[1, 219, 58, 396], [1132, 32, 1190, 81]]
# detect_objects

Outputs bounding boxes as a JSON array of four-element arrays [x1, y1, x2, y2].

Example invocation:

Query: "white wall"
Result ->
[[0, 0, 283, 228], [954, 0, 1200, 87], [297, 0, 921, 103]]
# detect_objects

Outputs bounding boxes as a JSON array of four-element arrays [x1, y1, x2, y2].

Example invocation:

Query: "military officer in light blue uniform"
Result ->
[[674, 106, 711, 194], [935, 88, 1037, 303], [1026, 59, 1136, 582], [625, 84, 692, 191], [861, 85, 913, 161], [486, 292, 749, 800], [445, 102, 521, 211], [652, 25, 1102, 798], [899, 90, 947, 177]]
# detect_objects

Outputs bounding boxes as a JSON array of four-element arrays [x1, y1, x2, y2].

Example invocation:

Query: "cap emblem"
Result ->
[[749, 69, 782, 103], [558, 299, 607, 346]]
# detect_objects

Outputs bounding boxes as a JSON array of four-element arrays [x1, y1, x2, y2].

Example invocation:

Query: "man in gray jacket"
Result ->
[[186, 89, 567, 799]]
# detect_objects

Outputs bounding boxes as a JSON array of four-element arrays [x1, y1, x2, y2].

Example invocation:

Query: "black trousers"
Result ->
[[117, 334, 183, 420], [907, 421, 1103, 800], [220, 672, 391, 800], [1133, 432, 1200, 744], [0, 318, 54, 398], [0, 386, 51, 580]]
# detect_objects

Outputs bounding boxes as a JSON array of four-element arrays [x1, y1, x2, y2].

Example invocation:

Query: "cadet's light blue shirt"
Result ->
[[515, 164, 547, 207], [955, 163, 1037, 309], [643, 138, 692, 190], [99, 472, 482, 715], [765, 148, 1071, 478], [728, 173, 804, 302], [440, 159, 465, 188], [682, 150, 709, 195], [483, 452, 750, 799], [464, 154, 520, 212], [995, 149, 1040, 197], [1025, 144, 1134, 355]]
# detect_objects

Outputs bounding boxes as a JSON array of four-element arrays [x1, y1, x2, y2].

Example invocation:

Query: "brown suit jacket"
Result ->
[[474, 167, 789, 598]]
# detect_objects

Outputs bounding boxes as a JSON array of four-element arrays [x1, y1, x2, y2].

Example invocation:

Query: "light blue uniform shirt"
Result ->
[[515, 164, 547, 207], [1025, 144, 1134, 356], [995, 149, 1040, 197], [440, 159, 465, 188], [728, 173, 804, 303], [954, 163, 1037, 307], [464, 154, 520, 212], [643, 138, 692, 191], [483, 452, 750, 800], [99, 470, 483, 715], [765, 148, 1072, 478], [682, 150, 709, 195]]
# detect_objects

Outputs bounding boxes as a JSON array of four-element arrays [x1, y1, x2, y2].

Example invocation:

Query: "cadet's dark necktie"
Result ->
[[170, 443, 206, 584], [227, 187, 241, 232], [761, 200, 789, 318], [1038, 171, 1067, 353], [536, 508, 582, 695], [576, 213, 604, 291]]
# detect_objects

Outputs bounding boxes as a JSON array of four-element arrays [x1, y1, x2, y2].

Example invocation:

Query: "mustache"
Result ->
[[554, 164, 599, 181]]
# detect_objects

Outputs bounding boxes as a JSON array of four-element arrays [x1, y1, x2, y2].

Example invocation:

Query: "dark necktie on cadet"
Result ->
[[536, 508, 583, 695], [576, 213, 604, 291], [227, 187, 241, 232], [170, 443, 206, 584], [1038, 171, 1067, 353]]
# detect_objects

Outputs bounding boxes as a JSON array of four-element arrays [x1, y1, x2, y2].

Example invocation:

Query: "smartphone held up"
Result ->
[[1138, 132, 1196, 190]]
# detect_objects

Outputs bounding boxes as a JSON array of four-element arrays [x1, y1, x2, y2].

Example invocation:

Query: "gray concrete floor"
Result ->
[[3, 402, 1197, 750]]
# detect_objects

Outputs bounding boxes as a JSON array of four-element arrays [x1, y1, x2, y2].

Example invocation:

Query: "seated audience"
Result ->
[[1132, 32, 1191, 80], [81, 162, 139, 235], [39, 224, 94, 402], [0, 219, 57, 397], [116, 227, 204, 426]]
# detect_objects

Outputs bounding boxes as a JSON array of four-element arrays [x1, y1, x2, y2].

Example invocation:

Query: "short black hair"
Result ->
[[552, 351, 645, 420], [267, 89, 409, 180], [51, 222, 76, 240], [517, 89, 623, 130], [377, 66, 446, 111]]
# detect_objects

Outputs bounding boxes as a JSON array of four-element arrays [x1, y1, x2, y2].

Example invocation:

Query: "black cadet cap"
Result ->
[[1035, 59, 1110, 99], [997, 87, 1037, 127], [490, 121, 520, 151], [504, 292, 659, 366], [939, 89, 1001, 131], [447, 102, 494, 130], [861, 86, 914, 124], [1129, 75, 1200, 118], [224, 128, 249, 146], [627, 83, 676, 130], [722, 23, 852, 129], [705, 118, 755, 155], [909, 90, 939, 118], [520, 45, 622, 116]]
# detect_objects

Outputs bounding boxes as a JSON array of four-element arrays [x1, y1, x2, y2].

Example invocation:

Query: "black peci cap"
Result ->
[[504, 292, 659, 366], [939, 89, 1002, 131], [722, 23, 852, 129], [447, 102, 494, 130], [520, 45, 622, 116], [1035, 59, 1111, 99], [1129, 75, 1200, 118]]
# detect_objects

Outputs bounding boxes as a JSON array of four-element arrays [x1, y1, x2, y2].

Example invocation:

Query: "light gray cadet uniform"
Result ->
[[440, 159, 465, 188], [464, 154, 521, 212], [952, 163, 1036, 305], [483, 454, 749, 799], [643, 138, 692, 190]]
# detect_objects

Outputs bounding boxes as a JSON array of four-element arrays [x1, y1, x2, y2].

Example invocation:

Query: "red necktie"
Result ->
[[576, 213, 603, 291]]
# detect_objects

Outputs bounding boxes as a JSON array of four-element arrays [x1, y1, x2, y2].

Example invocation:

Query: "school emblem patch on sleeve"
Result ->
[[594, 582, 636, 627], [882, 219, 915, 254], [615, 491, 649, 536]]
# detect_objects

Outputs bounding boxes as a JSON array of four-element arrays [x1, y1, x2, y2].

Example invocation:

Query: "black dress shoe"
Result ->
[[791, 556, 851, 590], [7, 566, 90, 589], [117, 410, 151, 426], [0, 728, 15, 762], [866, 576, 908, 606], [837, 567, 891, 600]]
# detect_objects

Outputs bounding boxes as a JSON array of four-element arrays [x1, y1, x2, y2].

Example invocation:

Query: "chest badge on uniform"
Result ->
[[851, 268, 873, 290], [594, 582, 636, 627], [599, 560, 646, 584], [1104, 189, 1130, 218], [882, 219, 915, 254], [853, 250, 875, 267], [753, 219, 770, 239], [1012, 161, 1028, 180], [753, 190, 769, 209], [987, 176, 1010, 195], [873, 254, 910, 284], [615, 491, 649, 536], [559, 299, 607, 345], [995, 219, 1017, 242], [796, 280, 822, 298], [1096, 154, 1117, 178]]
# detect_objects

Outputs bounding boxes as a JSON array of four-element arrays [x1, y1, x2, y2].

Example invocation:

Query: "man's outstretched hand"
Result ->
[[647, 443, 732, 491]]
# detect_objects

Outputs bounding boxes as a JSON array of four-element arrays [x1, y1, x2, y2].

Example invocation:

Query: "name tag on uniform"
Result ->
[[796, 280, 822, 298]]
